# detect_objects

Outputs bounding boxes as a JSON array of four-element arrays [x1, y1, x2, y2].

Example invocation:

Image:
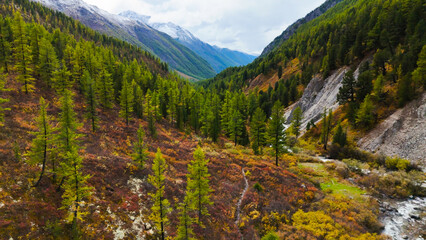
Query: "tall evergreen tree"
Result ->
[[332, 123, 347, 147], [39, 37, 59, 88], [58, 89, 92, 237], [97, 67, 114, 109], [291, 106, 303, 139], [228, 110, 244, 146], [0, 69, 9, 125], [337, 70, 356, 104], [119, 78, 134, 125], [29, 25, 41, 77], [83, 71, 98, 132], [186, 147, 212, 225], [144, 89, 157, 137], [356, 94, 375, 128], [54, 60, 72, 94], [26, 97, 53, 187], [12, 12, 34, 94], [133, 83, 144, 119], [412, 45, 426, 90], [209, 94, 221, 142], [250, 107, 266, 155], [0, 19, 12, 72], [149, 148, 171, 240], [320, 109, 333, 150], [220, 91, 232, 135], [176, 195, 194, 240], [266, 101, 286, 166], [132, 125, 147, 169]]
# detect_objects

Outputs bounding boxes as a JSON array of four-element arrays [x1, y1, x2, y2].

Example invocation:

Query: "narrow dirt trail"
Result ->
[[235, 168, 249, 239]]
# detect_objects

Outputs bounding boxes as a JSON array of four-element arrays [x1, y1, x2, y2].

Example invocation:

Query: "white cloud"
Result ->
[[83, 0, 325, 55]]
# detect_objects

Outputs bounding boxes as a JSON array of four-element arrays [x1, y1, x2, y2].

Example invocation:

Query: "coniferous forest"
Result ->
[[0, 0, 425, 239]]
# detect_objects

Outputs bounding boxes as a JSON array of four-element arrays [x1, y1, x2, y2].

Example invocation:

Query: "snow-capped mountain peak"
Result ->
[[119, 11, 197, 44], [118, 11, 151, 24], [151, 22, 197, 43]]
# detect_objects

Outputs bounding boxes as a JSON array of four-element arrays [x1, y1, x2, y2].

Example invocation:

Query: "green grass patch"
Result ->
[[320, 178, 366, 200]]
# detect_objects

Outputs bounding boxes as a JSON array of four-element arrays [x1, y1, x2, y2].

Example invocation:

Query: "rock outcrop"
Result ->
[[358, 93, 426, 168], [285, 67, 348, 129], [285, 60, 367, 130]]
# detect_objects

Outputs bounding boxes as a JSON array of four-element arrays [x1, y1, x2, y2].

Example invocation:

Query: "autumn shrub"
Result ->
[[385, 156, 410, 171], [358, 171, 426, 198], [312, 195, 383, 235], [342, 158, 369, 174], [261, 212, 289, 236], [254, 182, 263, 192], [261, 232, 280, 240], [292, 210, 345, 239], [335, 162, 349, 178]]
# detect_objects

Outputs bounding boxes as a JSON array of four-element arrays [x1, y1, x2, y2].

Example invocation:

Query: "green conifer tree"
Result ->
[[176, 195, 194, 240], [133, 83, 144, 119], [148, 148, 171, 240], [229, 110, 244, 146], [29, 25, 41, 77], [209, 94, 221, 142], [186, 147, 212, 225], [266, 101, 286, 166], [337, 70, 356, 104], [83, 71, 98, 132], [12, 12, 34, 94], [132, 125, 147, 169], [26, 97, 53, 187], [332, 123, 347, 147], [144, 89, 157, 137], [356, 94, 375, 128], [39, 37, 59, 88], [0, 19, 12, 72], [54, 60, 72, 94], [97, 67, 114, 109], [250, 107, 266, 155], [0, 69, 10, 125], [119, 78, 134, 125], [57, 90, 92, 238], [291, 106, 303, 139], [320, 109, 333, 150]]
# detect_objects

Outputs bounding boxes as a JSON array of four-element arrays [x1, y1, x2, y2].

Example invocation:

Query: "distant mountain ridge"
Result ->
[[120, 11, 257, 73], [260, 0, 343, 57], [32, 0, 216, 80]]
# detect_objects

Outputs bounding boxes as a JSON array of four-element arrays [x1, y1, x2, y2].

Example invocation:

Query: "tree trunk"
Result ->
[[33, 132, 47, 187]]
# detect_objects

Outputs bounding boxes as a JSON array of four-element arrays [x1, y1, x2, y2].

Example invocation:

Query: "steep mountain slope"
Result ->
[[358, 93, 426, 168], [260, 0, 343, 57], [204, 0, 425, 165], [284, 58, 369, 130], [120, 11, 257, 73], [32, 0, 215, 80]]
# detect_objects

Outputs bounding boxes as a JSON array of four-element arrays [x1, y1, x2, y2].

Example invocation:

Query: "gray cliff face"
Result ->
[[261, 0, 343, 57], [358, 93, 426, 168], [284, 60, 365, 130]]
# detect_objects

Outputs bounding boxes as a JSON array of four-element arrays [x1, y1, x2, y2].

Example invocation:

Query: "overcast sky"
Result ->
[[84, 0, 325, 55]]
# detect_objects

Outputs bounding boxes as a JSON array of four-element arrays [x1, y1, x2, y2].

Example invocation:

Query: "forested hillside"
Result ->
[[31, 0, 217, 80], [0, 0, 425, 239], [200, 0, 425, 159]]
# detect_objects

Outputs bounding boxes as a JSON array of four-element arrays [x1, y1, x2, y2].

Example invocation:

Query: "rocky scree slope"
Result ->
[[284, 60, 366, 130], [358, 93, 426, 168]]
